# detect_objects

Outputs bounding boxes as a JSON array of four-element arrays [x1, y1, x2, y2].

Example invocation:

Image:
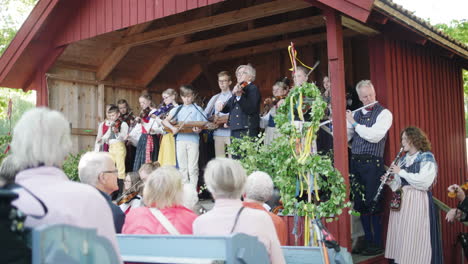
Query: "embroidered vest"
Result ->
[[351, 103, 387, 157]]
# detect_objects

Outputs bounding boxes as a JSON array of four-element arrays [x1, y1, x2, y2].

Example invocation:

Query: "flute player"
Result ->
[[346, 80, 393, 256]]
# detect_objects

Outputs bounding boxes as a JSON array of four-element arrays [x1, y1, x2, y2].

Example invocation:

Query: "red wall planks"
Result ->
[[370, 36, 468, 263], [55, 0, 224, 46]]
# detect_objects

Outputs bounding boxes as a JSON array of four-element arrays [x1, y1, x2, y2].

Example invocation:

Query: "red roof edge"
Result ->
[[0, 0, 60, 86], [316, 0, 374, 22]]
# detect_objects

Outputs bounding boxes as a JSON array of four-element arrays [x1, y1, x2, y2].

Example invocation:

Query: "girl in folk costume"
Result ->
[[133, 94, 164, 171], [118, 172, 143, 214], [94, 104, 115, 152], [385, 126, 442, 264], [156, 89, 179, 166], [260, 77, 289, 145]]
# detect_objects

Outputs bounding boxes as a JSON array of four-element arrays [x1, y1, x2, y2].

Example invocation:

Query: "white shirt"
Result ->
[[102, 121, 129, 144], [388, 152, 437, 191], [347, 108, 393, 143]]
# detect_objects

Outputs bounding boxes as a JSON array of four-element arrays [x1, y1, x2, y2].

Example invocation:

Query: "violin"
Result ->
[[262, 95, 286, 115], [137, 107, 152, 123], [116, 192, 138, 205], [111, 118, 123, 133], [234, 81, 249, 95]]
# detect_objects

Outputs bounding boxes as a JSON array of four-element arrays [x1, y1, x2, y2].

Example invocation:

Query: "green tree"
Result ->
[[0, 0, 38, 54], [434, 20, 468, 135], [0, 0, 38, 163]]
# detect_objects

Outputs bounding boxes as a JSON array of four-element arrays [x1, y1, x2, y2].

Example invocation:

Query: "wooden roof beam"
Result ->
[[96, 22, 153, 81], [341, 16, 379, 35], [120, 0, 312, 47], [208, 29, 358, 62], [139, 37, 189, 87], [165, 16, 325, 56]]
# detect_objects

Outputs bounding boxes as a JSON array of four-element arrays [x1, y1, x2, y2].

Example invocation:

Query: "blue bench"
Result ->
[[117, 234, 352, 264], [30, 224, 119, 264]]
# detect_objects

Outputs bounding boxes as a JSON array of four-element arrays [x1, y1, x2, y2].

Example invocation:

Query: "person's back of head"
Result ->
[[204, 158, 246, 199], [0, 156, 20, 184], [245, 171, 274, 203], [78, 152, 114, 187], [10, 107, 72, 171], [143, 166, 183, 209], [138, 161, 161, 182]]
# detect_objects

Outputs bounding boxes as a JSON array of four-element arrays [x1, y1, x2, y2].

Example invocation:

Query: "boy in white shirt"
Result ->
[[101, 106, 129, 182]]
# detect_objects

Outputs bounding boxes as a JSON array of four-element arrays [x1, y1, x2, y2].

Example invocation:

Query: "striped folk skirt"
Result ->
[[133, 134, 160, 172], [385, 185, 442, 264]]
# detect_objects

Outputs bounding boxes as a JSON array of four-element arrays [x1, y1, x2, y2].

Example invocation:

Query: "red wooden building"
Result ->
[[1, 0, 467, 262]]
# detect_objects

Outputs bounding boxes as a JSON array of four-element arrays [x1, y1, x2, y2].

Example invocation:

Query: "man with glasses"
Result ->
[[79, 152, 126, 233], [217, 64, 261, 139], [204, 71, 233, 157]]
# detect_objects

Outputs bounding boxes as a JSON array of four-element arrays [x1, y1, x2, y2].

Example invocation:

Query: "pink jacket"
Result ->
[[193, 199, 285, 264], [122, 205, 197, 234]]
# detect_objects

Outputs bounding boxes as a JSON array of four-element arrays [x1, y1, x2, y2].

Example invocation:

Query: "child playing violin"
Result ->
[[118, 172, 143, 214], [101, 106, 129, 188], [133, 93, 165, 172], [260, 77, 289, 145], [94, 104, 114, 152], [162, 85, 207, 190]]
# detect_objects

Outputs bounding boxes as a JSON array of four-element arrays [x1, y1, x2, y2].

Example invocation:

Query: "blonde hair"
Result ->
[[10, 107, 72, 170], [204, 158, 246, 199], [143, 166, 184, 209], [138, 161, 160, 175], [162, 88, 178, 98]]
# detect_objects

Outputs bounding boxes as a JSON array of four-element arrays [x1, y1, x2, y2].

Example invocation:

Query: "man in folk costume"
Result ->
[[346, 80, 393, 255], [217, 64, 261, 139]]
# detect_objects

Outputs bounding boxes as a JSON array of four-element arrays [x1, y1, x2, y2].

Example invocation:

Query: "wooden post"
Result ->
[[324, 9, 351, 249]]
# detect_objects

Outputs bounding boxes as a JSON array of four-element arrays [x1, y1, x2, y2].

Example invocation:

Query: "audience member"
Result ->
[[122, 166, 197, 234], [78, 151, 126, 233], [10, 108, 120, 257], [243, 171, 288, 245], [193, 158, 285, 264]]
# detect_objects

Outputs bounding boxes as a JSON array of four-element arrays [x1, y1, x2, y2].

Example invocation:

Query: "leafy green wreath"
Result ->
[[229, 82, 352, 222]]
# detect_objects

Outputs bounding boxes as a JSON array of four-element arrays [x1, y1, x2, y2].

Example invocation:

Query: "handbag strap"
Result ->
[[230, 206, 245, 233], [149, 208, 180, 235], [6, 183, 48, 219]]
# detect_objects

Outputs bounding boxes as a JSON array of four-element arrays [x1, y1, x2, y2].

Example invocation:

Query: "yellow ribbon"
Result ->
[[288, 44, 314, 72]]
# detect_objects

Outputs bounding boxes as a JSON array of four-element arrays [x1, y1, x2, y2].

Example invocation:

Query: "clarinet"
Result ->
[[369, 147, 404, 213]]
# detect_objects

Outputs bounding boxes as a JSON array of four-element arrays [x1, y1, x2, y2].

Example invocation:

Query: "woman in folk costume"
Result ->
[[260, 77, 289, 145], [133, 93, 164, 172], [94, 104, 115, 152], [156, 88, 179, 166], [385, 126, 442, 264]]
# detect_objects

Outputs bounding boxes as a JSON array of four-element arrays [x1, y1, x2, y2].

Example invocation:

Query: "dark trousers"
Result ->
[[125, 144, 136, 173], [231, 127, 259, 139], [350, 154, 385, 214], [350, 154, 385, 247]]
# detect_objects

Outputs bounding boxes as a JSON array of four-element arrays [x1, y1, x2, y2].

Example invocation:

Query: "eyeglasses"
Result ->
[[218, 79, 230, 83]]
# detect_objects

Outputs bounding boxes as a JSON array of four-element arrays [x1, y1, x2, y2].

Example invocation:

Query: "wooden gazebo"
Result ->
[[1, 0, 467, 262]]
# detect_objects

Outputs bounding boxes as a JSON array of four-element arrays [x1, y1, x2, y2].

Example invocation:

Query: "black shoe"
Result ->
[[361, 244, 384, 256], [352, 239, 368, 254]]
